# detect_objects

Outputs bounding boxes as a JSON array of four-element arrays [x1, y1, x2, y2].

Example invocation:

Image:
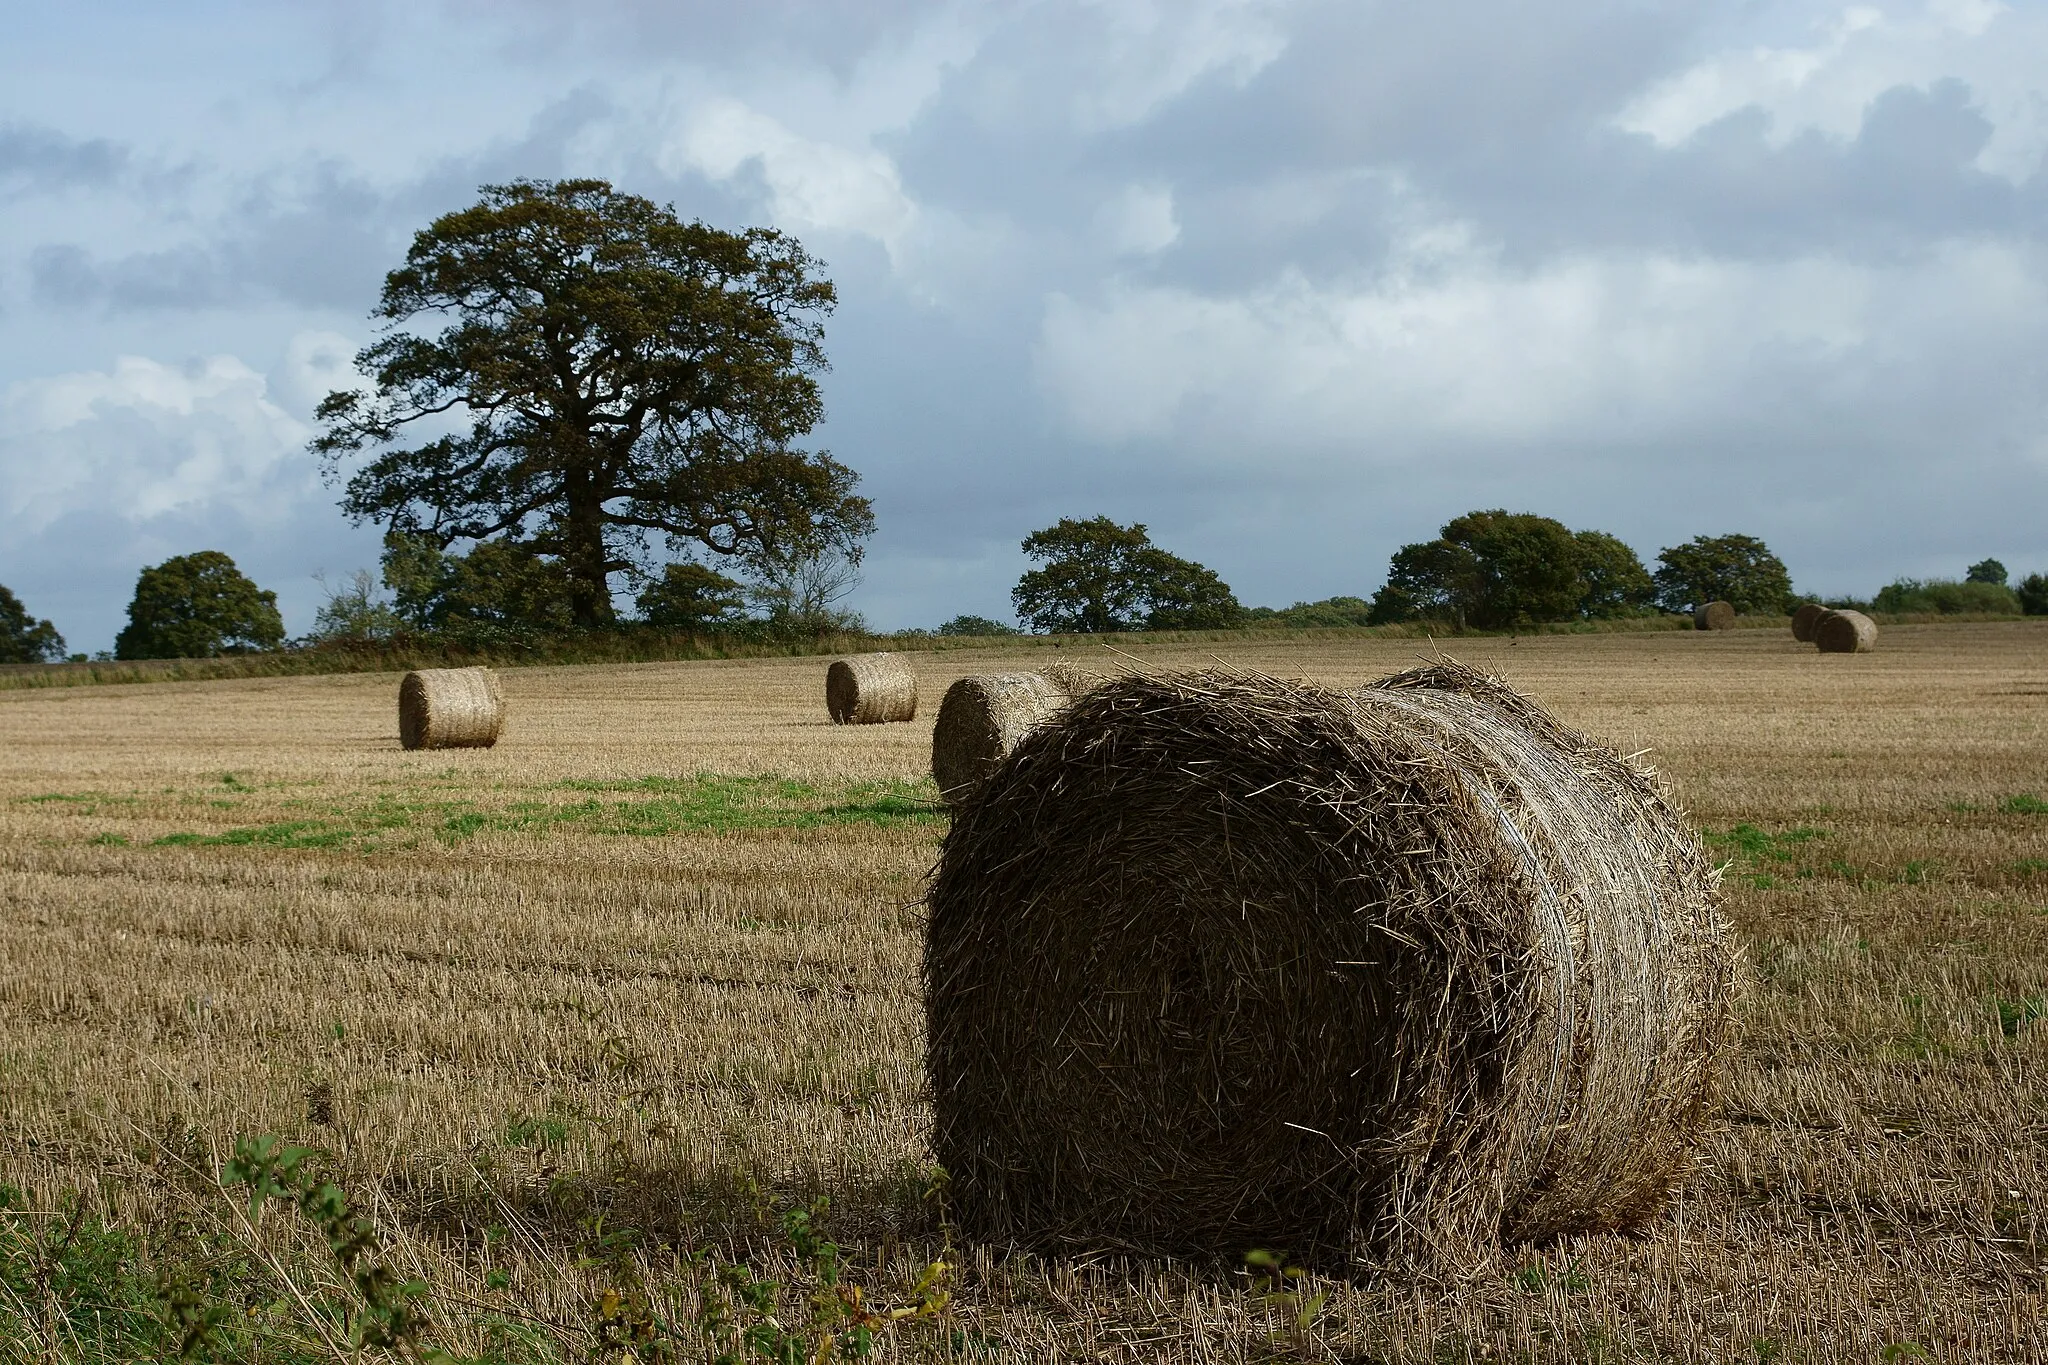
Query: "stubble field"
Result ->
[[1, 623, 2045, 1363]]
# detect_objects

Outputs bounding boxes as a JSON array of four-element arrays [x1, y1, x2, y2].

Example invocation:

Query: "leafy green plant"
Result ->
[[691, 1197, 951, 1364], [1244, 1249, 1328, 1334], [220, 1136, 431, 1356]]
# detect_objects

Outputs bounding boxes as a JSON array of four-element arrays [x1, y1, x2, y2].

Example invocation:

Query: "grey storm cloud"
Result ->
[[2, 0, 2047, 650], [0, 123, 126, 193]]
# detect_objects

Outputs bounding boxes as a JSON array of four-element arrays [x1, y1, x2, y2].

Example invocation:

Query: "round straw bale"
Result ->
[[825, 653, 918, 724], [398, 667, 504, 750], [926, 663, 1733, 1262], [1694, 600, 1736, 631], [1037, 659, 1103, 697], [1813, 608, 1877, 654], [931, 672, 1071, 802], [1791, 602, 1829, 643]]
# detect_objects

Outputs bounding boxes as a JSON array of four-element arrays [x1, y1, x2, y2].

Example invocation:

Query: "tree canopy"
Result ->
[[114, 552, 284, 660], [1967, 558, 2008, 585], [1011, 517, 1243, 633], [380, 532, 576, 642], [2018, 573, 2048, 616], [0, 585, 65, 663], [1652, 534, 1793, 614], [635, 562, 747, 632], [313, 178, 873, 630], [1368, 511, 1654, 629]]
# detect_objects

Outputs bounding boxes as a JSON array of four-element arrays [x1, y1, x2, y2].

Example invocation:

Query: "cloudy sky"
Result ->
[[3, 0, 2046, 650]]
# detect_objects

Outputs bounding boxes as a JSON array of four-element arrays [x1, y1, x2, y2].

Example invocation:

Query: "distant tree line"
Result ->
[[7, 523, 2047, 663]]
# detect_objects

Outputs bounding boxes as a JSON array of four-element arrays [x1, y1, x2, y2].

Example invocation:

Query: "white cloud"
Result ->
[[658, 97, 920, 257], [1098, 183, 1180, 256], [0, 353, 314, 531], [1035, 220, 2048, 463], [1616, 1, 2048, 179], [1065, 0, 1289, 132]]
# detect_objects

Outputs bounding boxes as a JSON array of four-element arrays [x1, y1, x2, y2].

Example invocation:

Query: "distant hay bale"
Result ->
[[825, 653, 918, 724], [926, 663, 1734, 1263], [1814, 609, 1877, 654], [931, 672, 1071, 802], [1791, 602, 1829, 643], [1695, 600, 1736, 631], [398, 668, 504, 750], [1037, 659, 1102, 697]]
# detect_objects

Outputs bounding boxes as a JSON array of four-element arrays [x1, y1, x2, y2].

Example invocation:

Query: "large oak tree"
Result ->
[[313, 179, 873, 629]]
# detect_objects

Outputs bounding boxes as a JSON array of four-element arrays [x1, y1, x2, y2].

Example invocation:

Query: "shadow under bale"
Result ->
[[924, 663, 1734, 1267]]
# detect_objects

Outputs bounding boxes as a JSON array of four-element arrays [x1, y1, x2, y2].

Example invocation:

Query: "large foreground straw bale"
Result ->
[[931, 672, 1071, 801], [1814, 609, 1878, 654], [1695, 600, 1736, 630], [1791, 602, 1829, 643], [925, 663, 1734, 1264], [825, 653, 918, 724], [398, 668, 504, 750]]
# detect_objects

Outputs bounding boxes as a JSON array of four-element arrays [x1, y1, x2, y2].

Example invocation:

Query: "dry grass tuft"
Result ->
[[826, 653, 918, 724], [397, 666, 504, 749], [925, 662, 1733, 1265]]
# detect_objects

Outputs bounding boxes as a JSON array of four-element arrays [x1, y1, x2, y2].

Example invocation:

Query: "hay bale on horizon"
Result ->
[[931, 672, 1072, 803], [398, 667, 504, 750], [1814, 608, 1877, 654], [925, 663, 1734, 1263], [1791, 602, 1829, 643], [825, 653, 918, 724], [1695, 600, 1736, 631]]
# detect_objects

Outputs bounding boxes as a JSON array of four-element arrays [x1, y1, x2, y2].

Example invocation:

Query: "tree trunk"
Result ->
[[562, 471, 614, 630]]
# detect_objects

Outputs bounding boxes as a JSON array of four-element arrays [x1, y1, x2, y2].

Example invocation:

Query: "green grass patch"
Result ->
[[1993, 995, 2047, 1037], [153, 821, 361, 851], [446, 775, 943, 841], [140, 774, 943, 855], [1707, 824, 1828, 887], [1999, 794, 2048, 815]]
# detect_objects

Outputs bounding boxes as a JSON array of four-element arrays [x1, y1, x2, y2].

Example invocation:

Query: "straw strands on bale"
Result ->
[[398, 668, 505, 750], [1791, 602, 1829, 643], [925, 662, 1734, 1264], [825, 653, 918, 724], [1037, 659, 1102, 698], [931, 672, 1072, 802], [1694, 600, 1736, 631], [1814, 609, 1878, 654]]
